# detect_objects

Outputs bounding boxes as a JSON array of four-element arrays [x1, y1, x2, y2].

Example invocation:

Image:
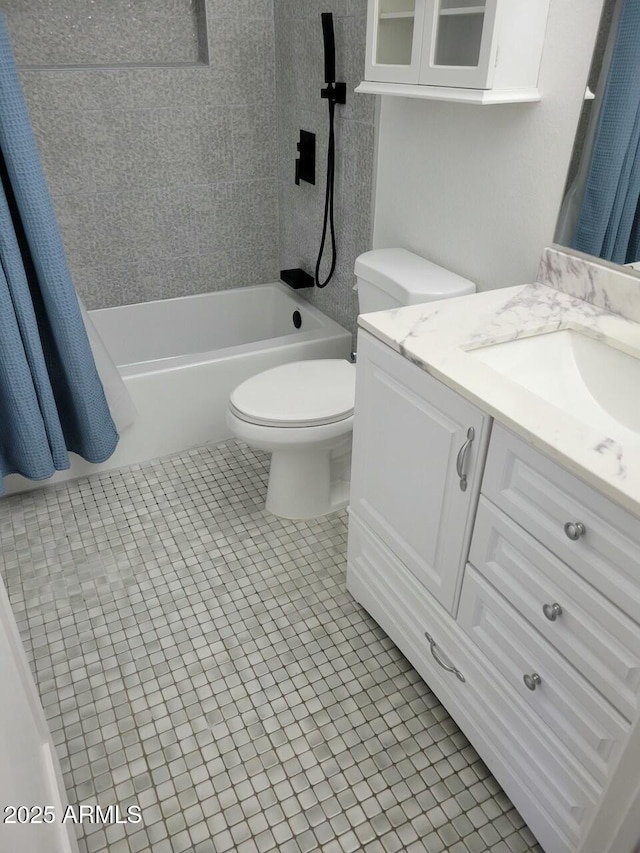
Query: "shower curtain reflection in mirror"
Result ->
[[557, 0, 640, 265]]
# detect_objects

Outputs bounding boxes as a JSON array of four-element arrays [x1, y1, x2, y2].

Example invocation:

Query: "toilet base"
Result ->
[[226, 410, 353, 520], [266, 437, 351, 519]]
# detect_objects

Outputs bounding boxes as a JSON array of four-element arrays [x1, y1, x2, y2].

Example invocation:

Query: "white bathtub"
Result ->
[[4, 283, 352, 495]]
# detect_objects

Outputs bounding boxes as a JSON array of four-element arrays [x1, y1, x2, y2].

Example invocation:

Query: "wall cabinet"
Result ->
[[358, 0, 551, 104], [348, 331, 640, 853]]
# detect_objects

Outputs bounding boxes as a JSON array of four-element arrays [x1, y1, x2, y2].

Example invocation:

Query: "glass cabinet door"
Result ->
[[365, 0, 427, 83], [419, 0, 498, 89]]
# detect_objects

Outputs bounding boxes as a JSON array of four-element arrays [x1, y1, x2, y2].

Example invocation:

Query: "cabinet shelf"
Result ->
[[355, 79, 541, 104], [380, 11, 416, 18], [439, 6, 485, 15]]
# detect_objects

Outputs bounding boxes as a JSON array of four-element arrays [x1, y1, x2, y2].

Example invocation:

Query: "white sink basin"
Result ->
[[469, 329, 640, 436]]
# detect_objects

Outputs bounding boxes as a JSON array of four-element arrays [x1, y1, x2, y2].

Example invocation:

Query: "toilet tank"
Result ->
[[354, 248, 476, 314]]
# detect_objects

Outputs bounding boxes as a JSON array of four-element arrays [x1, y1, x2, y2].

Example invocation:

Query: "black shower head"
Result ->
[[321, 12, 336, 84]]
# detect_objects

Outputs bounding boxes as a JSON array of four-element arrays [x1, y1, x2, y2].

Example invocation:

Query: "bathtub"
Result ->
[[4, 283, 352, 495]]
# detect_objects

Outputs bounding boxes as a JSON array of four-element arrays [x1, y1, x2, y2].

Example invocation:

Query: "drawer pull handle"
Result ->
[[523, 672, 542, 691], [542, 602, 563, 621], [425, 632, 465, 682], [456, 427, 475, 492], [564, 521, 586, 541]]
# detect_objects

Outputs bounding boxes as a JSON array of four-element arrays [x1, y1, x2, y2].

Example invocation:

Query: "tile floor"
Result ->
[[0, 441, 542, 853]]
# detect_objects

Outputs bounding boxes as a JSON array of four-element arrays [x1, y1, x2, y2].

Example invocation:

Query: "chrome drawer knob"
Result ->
[[523, 672, 542, 691], [564, 521, 586, 541], [542, 602, 563, 622]]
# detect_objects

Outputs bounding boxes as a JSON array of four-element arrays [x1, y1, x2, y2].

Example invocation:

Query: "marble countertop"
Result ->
[[359, 282, 640, 517]]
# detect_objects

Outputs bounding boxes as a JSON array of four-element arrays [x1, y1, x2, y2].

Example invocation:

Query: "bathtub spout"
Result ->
[[280, 268, 314, 289]]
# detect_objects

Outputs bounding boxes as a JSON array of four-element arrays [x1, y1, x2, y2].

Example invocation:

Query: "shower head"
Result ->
[[321, 12, 336, 84]]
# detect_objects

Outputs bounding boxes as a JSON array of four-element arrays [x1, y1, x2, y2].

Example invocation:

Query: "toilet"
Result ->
[[226, 249, 476, 519]]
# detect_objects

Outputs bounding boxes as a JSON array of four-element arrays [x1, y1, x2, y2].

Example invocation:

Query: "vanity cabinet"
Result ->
[[348, 334, 640, 853], [359, 0, 551, 103], [349, 332, 490, 613]]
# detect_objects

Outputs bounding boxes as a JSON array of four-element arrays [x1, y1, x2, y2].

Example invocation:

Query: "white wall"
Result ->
[[372, 0, 605, 291]]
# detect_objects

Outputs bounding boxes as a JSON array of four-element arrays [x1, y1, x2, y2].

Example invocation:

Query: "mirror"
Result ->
[[555, 0, 640, 271]]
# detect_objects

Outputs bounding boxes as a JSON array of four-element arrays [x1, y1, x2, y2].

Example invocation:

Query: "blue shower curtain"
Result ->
[[572, 0, 640, 263], [0, 16, 118, 494]]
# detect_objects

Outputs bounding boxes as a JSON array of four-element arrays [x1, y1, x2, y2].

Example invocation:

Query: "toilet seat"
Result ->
[[229, 359, 356, 428]]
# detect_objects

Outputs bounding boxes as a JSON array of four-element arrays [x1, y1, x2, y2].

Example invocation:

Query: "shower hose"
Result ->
[[314, 93, 337, 289]]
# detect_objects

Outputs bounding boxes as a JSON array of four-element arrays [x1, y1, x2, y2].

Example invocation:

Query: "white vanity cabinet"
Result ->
[[348, 334, 640, 853], [359, 0, 551, 103], [349, 332, 490, 613]]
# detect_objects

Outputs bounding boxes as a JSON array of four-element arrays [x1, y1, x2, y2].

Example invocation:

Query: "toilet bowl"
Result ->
[[227, 248, 476, 519], [226, 359, 356, 519]]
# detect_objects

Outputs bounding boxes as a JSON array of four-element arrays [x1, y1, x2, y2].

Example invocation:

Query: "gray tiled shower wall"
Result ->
[[0, 0, 208, 67], [2, 0, 280, 309], [274, 1, 375, 333], [1, 0, 374, 333]]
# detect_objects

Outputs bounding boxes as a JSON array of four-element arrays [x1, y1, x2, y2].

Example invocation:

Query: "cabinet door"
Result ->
[[418, 0, 499, 89], [365, 0, 427, 83], [349, 332, 490, 613]]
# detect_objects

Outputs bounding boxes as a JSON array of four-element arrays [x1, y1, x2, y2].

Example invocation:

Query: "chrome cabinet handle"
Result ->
[[425, 632, 465, 682], [455, 427, 475, 492], [542, 602, 563, 621], [523, 672, 542, 691], [564, 521, 586, 541]]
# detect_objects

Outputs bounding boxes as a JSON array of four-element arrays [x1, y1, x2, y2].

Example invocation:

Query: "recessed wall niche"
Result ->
[[0, 0, 208, 68]]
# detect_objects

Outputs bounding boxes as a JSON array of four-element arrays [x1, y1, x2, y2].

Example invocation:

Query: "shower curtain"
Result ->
[[571, 0, 640, 263], [0, 15, 131, 494]]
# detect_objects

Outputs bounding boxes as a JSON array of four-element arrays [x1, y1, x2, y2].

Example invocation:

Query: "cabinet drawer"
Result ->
[[347, 513, 599, 849], [458, 566, 629, 787], [471, 497, 640, 721], [483, 424, 640, 622]]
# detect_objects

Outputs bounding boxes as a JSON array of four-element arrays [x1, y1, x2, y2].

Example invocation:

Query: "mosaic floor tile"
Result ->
[[0, 441, 542, 853]]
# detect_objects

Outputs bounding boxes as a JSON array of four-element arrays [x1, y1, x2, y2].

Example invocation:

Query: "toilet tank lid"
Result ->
[[354, 249, 476, 301]]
